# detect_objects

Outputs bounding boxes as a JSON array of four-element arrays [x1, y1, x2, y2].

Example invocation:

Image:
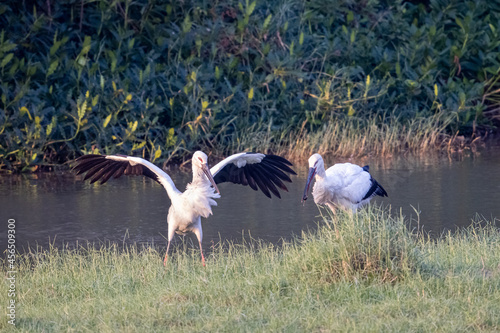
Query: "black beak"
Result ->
[[302, 167, 316, 203]]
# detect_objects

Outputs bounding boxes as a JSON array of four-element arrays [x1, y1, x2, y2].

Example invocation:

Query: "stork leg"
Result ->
[[326, 203, 337, 215], [199, 241, 206, 267], [192, 222, 205, 266], [163, 240, 171, 266], [164, 220, 176, 266]]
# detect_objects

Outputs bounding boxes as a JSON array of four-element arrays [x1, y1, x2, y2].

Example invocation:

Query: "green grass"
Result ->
[[1, 206, 500, 332]]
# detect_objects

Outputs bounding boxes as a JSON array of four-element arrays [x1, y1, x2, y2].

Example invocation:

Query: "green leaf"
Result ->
[[132, 141, 146, 151], [1, 53, 14, 71], [46, 123, 53, 136], [263, 14, 272, 30], [82, 36, 91, 53], [154, 146, 162, 161], [78, 100, 87, 120], [247, 1, 256, 16], [429, 25, 436, 37], [1, 52, 14, 69], [92, 95, 99, 107], [19, 106, 32, 120], [248, 87, 254, 101], [46, 116, 57, 136], [47, 59, 59, 77], [263, 43, 270, 55], [130, 120, 138, 132], [489, 24, 496, 34], [347, 11, 354, 24], [202, 100, 209, 111], [459, 91, 466, 105], [50, 40, 61, 56], [215, 66, 221, 80], [103, 114, 112, 128], [182, 15, 192, 34], [7, 58, 18, 75], [128, 38, 135, 50]]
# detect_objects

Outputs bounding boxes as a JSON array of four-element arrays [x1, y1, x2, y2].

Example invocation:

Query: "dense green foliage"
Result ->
[[1, 0, 499, 170], [1, 207, 499, 331]]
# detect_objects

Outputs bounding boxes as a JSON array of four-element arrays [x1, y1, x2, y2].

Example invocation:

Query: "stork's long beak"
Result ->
[[202, 163, 220, 194], [302, 167, 316, 203]]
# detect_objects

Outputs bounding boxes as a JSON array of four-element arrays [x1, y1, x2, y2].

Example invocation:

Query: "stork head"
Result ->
[[302, 153, 324, 203], [192, 151, 220, 194]]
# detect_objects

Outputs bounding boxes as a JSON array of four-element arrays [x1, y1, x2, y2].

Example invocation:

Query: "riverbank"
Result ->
[[2, 110, 491, 173], [1, 206, 499, 332]]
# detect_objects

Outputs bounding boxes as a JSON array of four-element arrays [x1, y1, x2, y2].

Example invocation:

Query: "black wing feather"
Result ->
[[261, 156, 297, 176], [72, 154, 160, 185], [253, 163, 284, 197], [89, 162, 117, 184], [243, 166, 259, 191], [251, 164, 281, 198], [212, 153, 296, 198], [246, 164, 272, 198], [260, 160, 293, 185]]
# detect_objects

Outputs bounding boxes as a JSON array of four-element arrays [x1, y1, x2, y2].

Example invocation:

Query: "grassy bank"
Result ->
[[1, 206, 499, 332], [1, 0, 499, 171]]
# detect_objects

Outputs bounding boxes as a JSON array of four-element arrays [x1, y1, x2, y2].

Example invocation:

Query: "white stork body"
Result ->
[[73, 151, 296, 266], [302, 153, 387, 212]]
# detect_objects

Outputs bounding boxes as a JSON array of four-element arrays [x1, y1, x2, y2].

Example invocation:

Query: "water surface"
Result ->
[[1, 145, 499, 253]]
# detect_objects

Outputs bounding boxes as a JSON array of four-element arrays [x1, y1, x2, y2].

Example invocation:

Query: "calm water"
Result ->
[[1, 145, 499, 253]]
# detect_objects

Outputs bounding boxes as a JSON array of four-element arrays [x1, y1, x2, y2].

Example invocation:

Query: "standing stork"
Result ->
[[72, 151, 296, 266], [302, 153, 387, 213]]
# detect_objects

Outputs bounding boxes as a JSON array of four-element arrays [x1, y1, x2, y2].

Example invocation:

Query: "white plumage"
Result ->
[[73, 151, 296, 266], [302, 153, 387, 212]]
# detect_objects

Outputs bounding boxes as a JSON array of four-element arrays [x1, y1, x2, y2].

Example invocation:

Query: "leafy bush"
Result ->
[[0, 0, 499, 171]]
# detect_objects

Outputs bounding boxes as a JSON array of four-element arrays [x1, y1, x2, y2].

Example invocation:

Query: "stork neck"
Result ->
[[315, 165, 326, 179], [192, 166, 208, 186]]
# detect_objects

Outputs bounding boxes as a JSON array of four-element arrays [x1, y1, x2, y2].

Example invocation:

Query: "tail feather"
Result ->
[[374, 181, 388, 197], [362, 178, 388, 200]]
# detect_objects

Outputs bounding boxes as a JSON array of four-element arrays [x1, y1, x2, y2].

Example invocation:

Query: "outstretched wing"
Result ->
[[72, 154, 180, 197], [210, 152, 296, 198]]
